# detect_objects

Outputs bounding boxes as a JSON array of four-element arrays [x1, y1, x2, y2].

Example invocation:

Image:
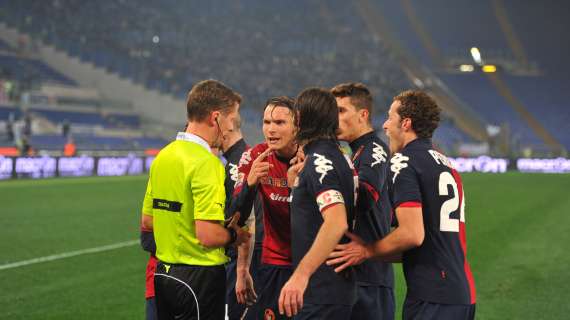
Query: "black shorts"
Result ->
[[154, 262, 226, 320], [295, 303, 352, 320], [350, 285, 394, 320], [403, 296, 476, 320], [255, 264, 293, 320]]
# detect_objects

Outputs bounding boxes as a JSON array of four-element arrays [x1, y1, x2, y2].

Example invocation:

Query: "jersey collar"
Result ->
[[403, 138, 432, 151], [176, 132, 212, 153], [349, 130, 376, 153], [223, 138, 247, 160]]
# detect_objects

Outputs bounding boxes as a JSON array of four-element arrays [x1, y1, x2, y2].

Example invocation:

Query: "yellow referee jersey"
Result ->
[[142, 132, 228, 266]]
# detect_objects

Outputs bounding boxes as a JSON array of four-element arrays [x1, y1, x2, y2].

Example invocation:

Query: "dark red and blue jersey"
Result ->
[[290, 139, 358, 306], [389, 138, 476, 305], [222, 138, 267, 258], [231, 142, 292, 266], [349, 131, 394, 288], [223, 138, 248, 217]]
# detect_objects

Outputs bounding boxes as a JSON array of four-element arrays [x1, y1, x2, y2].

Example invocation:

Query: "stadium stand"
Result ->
[[1, 0, 567, 156], [373, 0, 569, 155], [0, 54, 76, 87], [0, 0, 409, 106]]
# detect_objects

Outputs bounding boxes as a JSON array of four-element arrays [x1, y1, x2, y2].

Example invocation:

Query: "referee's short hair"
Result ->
[[186, 80, 242, 122], [294, 87, 338, 143]]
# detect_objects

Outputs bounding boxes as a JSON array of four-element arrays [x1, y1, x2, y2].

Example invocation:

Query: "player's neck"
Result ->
[[401, 132, 419, 149], [275, 143, 297, 159], [351, 127, 374, 143]]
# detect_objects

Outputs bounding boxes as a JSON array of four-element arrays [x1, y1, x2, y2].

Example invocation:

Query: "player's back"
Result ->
[[390, 138, 476, 305]]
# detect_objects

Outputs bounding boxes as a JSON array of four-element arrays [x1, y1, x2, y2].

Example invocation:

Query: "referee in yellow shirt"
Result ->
[[141, 80, 251, 320]]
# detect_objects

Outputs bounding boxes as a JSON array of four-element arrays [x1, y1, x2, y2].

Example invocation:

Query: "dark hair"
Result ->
[[393, 90, 441, 139], [264, 96, 296, 124], [295, 87, 338, 143], [265, 96, 295, 111], [186, 79, 242, 121], [331, 82, 373, 121]]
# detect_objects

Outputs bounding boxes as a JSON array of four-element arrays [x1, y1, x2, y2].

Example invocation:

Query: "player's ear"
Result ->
[[402, 117, 413, 131], [359, 108, 369, 123]]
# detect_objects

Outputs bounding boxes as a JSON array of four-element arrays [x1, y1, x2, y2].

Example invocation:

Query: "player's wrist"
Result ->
[[246, 176, 256, 187], [226, 227, 238, 246], [292, 267, 311, 281], [236, 267, 249, 276], [364, 244, 375, 260]]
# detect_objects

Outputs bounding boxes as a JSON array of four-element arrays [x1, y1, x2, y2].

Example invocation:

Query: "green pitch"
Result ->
[[0, 173, 569, 319]]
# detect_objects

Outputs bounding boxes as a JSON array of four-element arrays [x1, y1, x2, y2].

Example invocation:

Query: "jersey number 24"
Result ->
[[438, 171, 465, 232]]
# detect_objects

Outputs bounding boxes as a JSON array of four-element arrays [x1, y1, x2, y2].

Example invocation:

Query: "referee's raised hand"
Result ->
[[227, 212, 251, 247], [246, 148, 273, 187]]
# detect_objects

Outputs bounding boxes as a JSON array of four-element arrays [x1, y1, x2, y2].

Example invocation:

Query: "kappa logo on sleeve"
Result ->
[[229, 163, 239, 182], [371, 142, 388, 167], [238, 150, 252, 167], [313, 153, 334, 183], [390, 153, 410, 183]]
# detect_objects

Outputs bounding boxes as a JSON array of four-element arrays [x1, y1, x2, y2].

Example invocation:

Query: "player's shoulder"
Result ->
[[252, 142, 269, 153], [360, 136, 389, 164], [238, 142, 268, 167], [308, 140, 341, 157]]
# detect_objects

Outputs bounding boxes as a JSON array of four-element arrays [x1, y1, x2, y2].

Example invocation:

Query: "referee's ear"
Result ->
[[209, 111, 222, 127]]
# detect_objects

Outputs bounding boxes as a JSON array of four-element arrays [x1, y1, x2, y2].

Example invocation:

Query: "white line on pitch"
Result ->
[[0, 240, 139, 271]]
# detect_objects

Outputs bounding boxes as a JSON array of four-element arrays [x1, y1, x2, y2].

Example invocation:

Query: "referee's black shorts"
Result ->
[[154, 261, 226, 320]]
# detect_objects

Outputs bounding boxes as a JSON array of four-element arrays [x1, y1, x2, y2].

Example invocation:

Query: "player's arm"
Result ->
[[327, 204, 424, 270], [140, 177, 156, 254], [227, 148, 271, 226], [278, 201, 349, 317], [235, 211, 257, 305], [366, 205, 424, 259], [140, 214, 155, 254], [356, 166, 380, 212], [356, 144, 388, 211]]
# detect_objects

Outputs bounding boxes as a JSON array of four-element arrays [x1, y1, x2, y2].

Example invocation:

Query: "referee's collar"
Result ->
[[175, 132, 211, 153]]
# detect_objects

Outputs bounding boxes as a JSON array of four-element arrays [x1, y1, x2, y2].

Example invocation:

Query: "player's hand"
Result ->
[[278, 272, 308, 317], [236, 269, 257, 306], [326, 232, 373, 273], [247, 148, 273, 187], [227, 212, 251, 247], [287, 149, 305, 188]]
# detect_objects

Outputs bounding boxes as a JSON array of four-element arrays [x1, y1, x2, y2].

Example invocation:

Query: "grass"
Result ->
[[0, 173, 569, 319]]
